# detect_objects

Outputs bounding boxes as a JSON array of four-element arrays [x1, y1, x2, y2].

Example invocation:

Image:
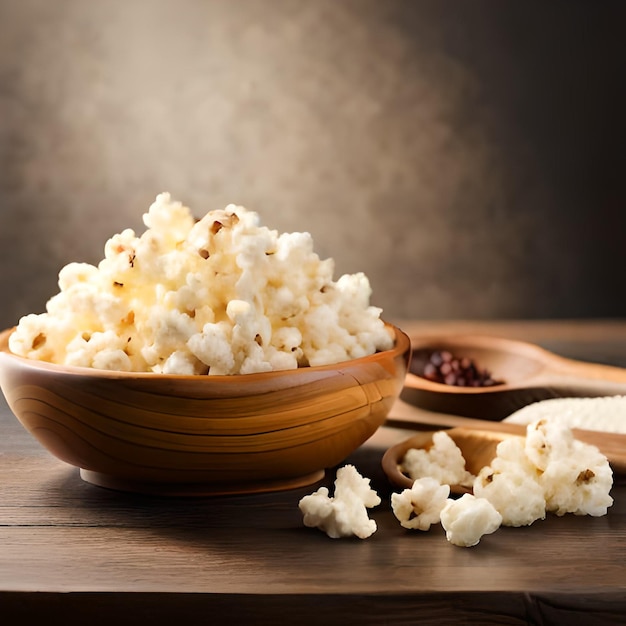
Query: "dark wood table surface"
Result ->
[[2, 320, 626, 625]]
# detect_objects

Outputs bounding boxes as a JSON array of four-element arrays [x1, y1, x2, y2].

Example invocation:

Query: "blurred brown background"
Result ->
[[0, 0, 624, 330]]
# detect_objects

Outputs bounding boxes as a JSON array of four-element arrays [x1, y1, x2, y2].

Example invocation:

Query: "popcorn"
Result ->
[[473, 437, 546, 527], [525, 419, 613, 517], [393, 418, 613, 547], [524, 417, 576, 472], [9, 193, 394, 374], [440, 494, 502, 547], [473, 418, 613, 525], [299, 465, 381, 539], [391, 477, 450, 530], [400, 431, 475, 489], [540, 447, 614, 517]]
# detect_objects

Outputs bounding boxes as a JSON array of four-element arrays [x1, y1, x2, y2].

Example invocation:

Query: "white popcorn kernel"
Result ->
[[391, 477, 450, 531], [333, 464, 381, 508], [299, 487, 338, 534], [307, 344, 350, 368], [238, 345, 273, 375], [299, 465, 381, 539], [160, 350, 207, 376], [539, 441, 613, 517], [63, 330, 131, 370], [187, 322, 235, 375], [266, 285, 306, 320], [335, 272, 372, 312], [473, 438, 546, 527], [440, 494, 502, 547], [401, 431, 475, 488], [140, 308, 196, 368], [142, 192, 195, 241], [266, 349, 299, 372], [57, 262, 99, 291], [226, 299, 251, 321], [271, 326, 302, 355], [100, 229, 139, 281], [525, 418, 576, 471], [91, 349, 132, 372], [524, 418, 613, 517], [8, 314, 47, 355]]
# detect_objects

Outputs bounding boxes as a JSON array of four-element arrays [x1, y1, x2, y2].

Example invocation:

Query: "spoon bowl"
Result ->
[[382, 421, 626, 495], [402, 334, 626, 420], [382, 427, 515, 494]]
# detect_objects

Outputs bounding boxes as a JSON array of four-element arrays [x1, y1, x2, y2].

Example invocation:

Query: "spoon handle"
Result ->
[[386, 400, 626, 473], [533, 353, 626, 397], [386, 401, 526, 435]]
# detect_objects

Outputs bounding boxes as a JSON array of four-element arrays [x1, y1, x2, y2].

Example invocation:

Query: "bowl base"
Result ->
[[79, 468, 326, 497]]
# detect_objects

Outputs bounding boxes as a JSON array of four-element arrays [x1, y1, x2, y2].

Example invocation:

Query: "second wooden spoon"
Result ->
[[403, 334, 626, 420]]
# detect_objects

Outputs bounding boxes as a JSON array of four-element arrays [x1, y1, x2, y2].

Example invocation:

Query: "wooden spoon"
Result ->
[[382, 422, 626, 495], [384, 399, 626, 478], [403, 334, 626, 420]]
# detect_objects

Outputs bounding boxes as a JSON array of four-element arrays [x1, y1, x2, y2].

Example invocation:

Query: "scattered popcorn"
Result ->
[[400, 431, 475, 489], [473, 419, 613, 526], [9, 193, 394, 374], [391, 477, 450, 530], [299, 465, 381, 539], [440, 494, 502, 547], [473, 437, 546, 527], [525, 419, 613, 517], [540, 447, 614, 517], [524, 417, 576, 472], [394, 417, 614, 546]]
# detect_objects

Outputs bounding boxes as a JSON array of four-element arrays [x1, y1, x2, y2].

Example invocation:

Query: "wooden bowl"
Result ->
[[0, 324, 410, 496]]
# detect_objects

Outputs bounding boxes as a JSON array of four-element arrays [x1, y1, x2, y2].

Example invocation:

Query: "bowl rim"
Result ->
[[0, 322, 410, 381], [381, 428, 509, 495]]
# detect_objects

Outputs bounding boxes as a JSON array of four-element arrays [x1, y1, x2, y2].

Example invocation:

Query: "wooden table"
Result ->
[[2, 320, 626, 625]]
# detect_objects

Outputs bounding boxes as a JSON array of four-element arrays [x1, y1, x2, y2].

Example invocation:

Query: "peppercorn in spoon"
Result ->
[[401, 334, 626, 421]]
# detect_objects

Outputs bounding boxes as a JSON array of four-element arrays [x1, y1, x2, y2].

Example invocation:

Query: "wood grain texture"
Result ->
[[388, 399, 626, 474], [382, 427, 516, 493], [1, 320, 626, 624], [0, 325, 410, 495], [1, 408, 625, 624], [403, 332, 626, 420]]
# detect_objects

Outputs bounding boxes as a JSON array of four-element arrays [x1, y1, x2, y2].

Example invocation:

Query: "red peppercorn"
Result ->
[[411, 350, 504, 387]]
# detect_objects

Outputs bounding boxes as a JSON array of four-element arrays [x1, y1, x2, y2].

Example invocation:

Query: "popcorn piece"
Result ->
[[400, 431, 475, 488], [64, 330, 132, 372], [9, 193, 394, 375], [525, 419, 613, 517], [540, 444, 614, 517], [440, 493, 502, 547], [524, 418, 576, 472], [299, 465, 381, 539], [187, 322, 235, 375], [473, 437, 546, 527], [391, 477, 450, 530], [161, 350, 208, 376], [475, 419, 613, 522]]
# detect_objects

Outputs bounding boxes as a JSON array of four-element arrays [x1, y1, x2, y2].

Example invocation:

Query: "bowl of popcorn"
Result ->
[[0, 194, 410, 496]]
